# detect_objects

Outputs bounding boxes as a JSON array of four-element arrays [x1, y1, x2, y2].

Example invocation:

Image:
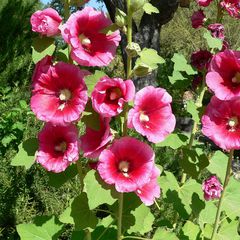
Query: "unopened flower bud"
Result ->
[[115, 8, 127, 28], [202, 176, 223, 201], [133, 63, 152, 77], [130, 0, 146, 12], [126, 42, 141, 58]]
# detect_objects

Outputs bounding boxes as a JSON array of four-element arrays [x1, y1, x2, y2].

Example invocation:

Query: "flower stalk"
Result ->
[[210, 149, 234, 240]]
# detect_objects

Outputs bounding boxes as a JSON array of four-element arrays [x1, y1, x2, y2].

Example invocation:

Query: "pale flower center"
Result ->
[[228, 117, 239, 128], [232, 72, 240, 84], [55, 141, 67, 152], [139, 112, 149, 122], [109, 88, 122, 101], [59, 89, 72, 101], [79, 34, 91, 46], [119, 161, 129, 177]]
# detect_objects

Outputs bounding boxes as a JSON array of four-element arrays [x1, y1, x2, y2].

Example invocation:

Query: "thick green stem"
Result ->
[[76, 160, 84, 192], [117, 193, 124, 240], [211, 150, 234, 240]]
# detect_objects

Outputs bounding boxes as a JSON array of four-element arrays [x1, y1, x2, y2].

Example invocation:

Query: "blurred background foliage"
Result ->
[[0, 0, 239, 239]]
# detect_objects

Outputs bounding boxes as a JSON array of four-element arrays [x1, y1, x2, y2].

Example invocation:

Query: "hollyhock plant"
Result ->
[[31, 61, 88, 125], [135, 166, 161, 206], [80, 116, 113, 159], [36, 123, 79, 173], [197, 0, 213, 7], [97, 137, 155, 192], [91, 76, 135, 117], [191, 10, 206, 29], [207, 23, 225, 40], [61, 7, 121, 67], [192, 74, 204, 90], [128, 86, 176, 143], [202, 96, 240, 150], [206, 50, 240, 100], [190, 50, 212, 71], [30, 8, 62, 37], [220, 0, 240, 19], [202, 176, 223, 201]]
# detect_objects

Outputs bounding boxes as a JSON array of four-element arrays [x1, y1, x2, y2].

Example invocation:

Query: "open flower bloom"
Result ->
[[92, 77, 135, 117], [202, 175, 223, 201], [207, 23, 225, 40], [36, 123, 79, 173], [80, 116, 113, 159], [30, 8, 62, 36], [202, 96, 240, 150], [206, 50, 240, 100], [128, 86, 176, 143], [61, 7, 121, 66], [197, 0, 213, 7], [31, 62, 88, 125], [135, 166, 161, 206], [191, 10, 206, 29], [191, 50, 212, 71], [220, 0, 240, 19], [97, 137, 155, 192]]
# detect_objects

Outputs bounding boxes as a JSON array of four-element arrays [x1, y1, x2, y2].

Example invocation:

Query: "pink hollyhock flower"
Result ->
[[197, 0, 213, 7], [202, 96, 240, 150], [91, 77, 135, 117], [32, 55, 52, 88], [135, 166, 161, 206], [202, 175, 223, 201], [220, 0, 240, 19], [61, 7, 121, 66], [207, 23, 225, 40], [128, 86, 176, 143], [191, 10, 206, 29], [190, 50, 213, 71], [206, 50, 240, 100], [30, 8, 62, 37], [36, 123, 79, 173], [97, 137, 155, 192], [31, 62, 88, 125], [80, 116, 113, 159]]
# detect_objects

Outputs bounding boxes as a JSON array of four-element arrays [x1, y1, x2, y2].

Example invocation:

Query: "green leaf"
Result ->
[[156, 133, 188, 149], [55, 48, 69, 62], [180, 221, 201, 240], [48, 164, 78, 188], [84, 70, 107, 96], [71, 231, 85, 240], [32, 37, 55, 64], [186, 100, 200, 122], [17, 216, 63, 240], [128, 204, 154, 235], [143, 2, 159, 14], [198, 201, 217, 229], [168, 71, 186, 84], [84, 171, 117, 210], [59, 193, 98, 230], [203, 30, 223, 51], [11, 138, 38, 169], [222, 178, 240, 220], [215, 220, 240, 240], [171, 53, 196, 75], [135, 48, 165, 70], [100, 23, 119, 35], [152, 228, 179, 240], [207, 151, 228, 182]]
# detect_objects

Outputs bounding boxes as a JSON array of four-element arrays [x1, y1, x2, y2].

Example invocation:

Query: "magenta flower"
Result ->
[[97, 137, 155, 192], [30, 8, 62, 37], [202, 96, 240, 150], [207, 23, 225, 40], [191, 10, 206, 29], [220, 0, 240, 19], [31, 62, 88, 125], [197, 0, 213, 7], [61, 7, 121, 66], [191, 50, 213, 71], [192, 75, 204, 90], [128, 86, 176, 143], [206, 50, 240, 100], [91, 77, 135, 117], [36, 123, 79, 173], [202, 176, 223, 201], [135, 166, 161, 206], [80, 116, 113, 159]]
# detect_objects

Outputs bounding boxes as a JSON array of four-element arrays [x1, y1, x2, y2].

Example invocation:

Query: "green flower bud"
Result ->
[[133, 63, 152, 77], [115, 8, 127, 28], [126, 42, 141, 58]]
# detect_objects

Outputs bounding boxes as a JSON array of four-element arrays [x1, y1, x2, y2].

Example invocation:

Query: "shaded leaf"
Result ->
[[152, 228, 179, 240]]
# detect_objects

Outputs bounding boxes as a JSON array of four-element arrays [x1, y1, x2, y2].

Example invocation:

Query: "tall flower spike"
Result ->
[[61, 7, 121, 66]]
